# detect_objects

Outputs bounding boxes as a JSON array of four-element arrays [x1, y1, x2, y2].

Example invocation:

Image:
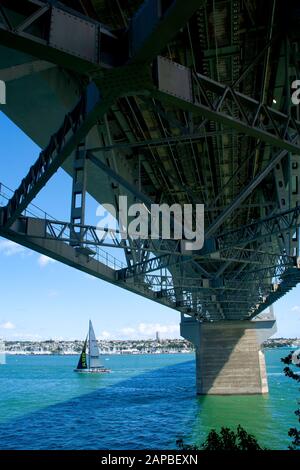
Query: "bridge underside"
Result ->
[[0, 0, 300, 394]]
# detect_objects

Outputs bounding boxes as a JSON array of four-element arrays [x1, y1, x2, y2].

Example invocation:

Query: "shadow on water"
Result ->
[[0, 360, 198, 450]]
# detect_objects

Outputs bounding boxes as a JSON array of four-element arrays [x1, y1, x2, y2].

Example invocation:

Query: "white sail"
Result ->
[[89, 320, 101, 368]]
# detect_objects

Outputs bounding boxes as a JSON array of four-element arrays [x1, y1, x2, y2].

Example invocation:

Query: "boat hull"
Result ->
[[74, 368, 110, 373]]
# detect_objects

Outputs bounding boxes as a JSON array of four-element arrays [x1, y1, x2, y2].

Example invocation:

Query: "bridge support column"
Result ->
[[180, 315, 276, 395]]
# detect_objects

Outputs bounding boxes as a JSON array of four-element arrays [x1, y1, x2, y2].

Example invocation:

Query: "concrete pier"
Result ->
[[180, 315, 277, 395]]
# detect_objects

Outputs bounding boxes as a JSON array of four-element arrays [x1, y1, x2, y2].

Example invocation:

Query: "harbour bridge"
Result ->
[[0, 0, 299, 394]]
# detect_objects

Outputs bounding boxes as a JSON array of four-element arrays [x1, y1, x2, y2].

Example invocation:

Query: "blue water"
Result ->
[[0, 349, 298, 449]]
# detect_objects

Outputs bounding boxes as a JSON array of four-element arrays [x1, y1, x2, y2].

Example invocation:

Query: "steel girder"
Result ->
[[0, 83, 110, 228], [118, 247, 295, 280], [87, 152, 153, 208], [121, 251, 299, 318], [204, 205, 300, 255], [0, 0, 122, 74], [20, 217, 183, 255], [156, 285, 268, 304], [117, 253, 178, 280], [86, 152, 205, 270], [0, 63, 152, 229], [139, 274, 272, 292], [202, 247, 294, 267], [0, 216, 188, 315], [230, 259, 296, 284], [130, 0, 206, 63], [0, 0, 207, 75], [0, 216, 209, 318], [87, 129, 238, 153], [204, 146, 298, 238], [123, 176, 300, 278], [250, 266, 300, 318], [70, 143, 88, 246], [114, 204, 300, 279], [133, 282, 273, 318], [3, 2, 299, 159], [20, 205, 300, 261], [153, 56, 300, 155], [1, 207, 283, 320], [21, 217, 295, 275]]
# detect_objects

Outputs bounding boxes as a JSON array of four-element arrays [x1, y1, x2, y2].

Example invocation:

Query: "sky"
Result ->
[[0, 112, 299, 341]]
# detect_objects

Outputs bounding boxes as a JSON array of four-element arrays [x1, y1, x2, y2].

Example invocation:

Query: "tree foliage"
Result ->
[[177, 425, 264, 451], [281, 351, 300, 450]]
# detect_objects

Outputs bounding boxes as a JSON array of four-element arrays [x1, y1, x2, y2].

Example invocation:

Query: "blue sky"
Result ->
[[0, 112, 299, 340]]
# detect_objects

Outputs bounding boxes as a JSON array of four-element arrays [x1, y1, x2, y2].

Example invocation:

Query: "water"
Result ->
[[0, 349, 298, 449]]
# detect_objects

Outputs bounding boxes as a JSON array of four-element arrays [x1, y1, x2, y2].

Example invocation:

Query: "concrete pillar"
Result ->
[[180, 316, 276, 395]]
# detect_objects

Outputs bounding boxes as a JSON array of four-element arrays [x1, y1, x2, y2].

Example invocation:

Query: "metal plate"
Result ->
[[157, 56, 193, 102], [49, 8, 98, 64]]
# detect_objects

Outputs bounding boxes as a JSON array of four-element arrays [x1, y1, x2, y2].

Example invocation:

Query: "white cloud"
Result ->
[[137, 323, 179, 337], [117, 323, 180, 340], [97, 330, 111, 340], [38, 255, 56, 267], [0, 240, 25, 256], [291, 306, 300, 312], [0, 321, 16, 330], [119, 327, 136, 337], [10, 332, 43, 341]]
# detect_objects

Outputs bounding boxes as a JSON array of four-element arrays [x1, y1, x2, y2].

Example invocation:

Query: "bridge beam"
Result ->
[[153, 56, 300, 155], [204, 205, 300, 255], [0, 82, 107, 228], [130, 0, 206, 62], [0, 216, 180, 314], [70, 142, 88, 247], [0, 63, 152, 229], [181, 315, 277, 395], [0, 0, 121, 74], [21, 205, 300, 260]]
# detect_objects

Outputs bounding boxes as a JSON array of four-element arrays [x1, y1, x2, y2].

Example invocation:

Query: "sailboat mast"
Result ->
[[88, 320, 91, 370]]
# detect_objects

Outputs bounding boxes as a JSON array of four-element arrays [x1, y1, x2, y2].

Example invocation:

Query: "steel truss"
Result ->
[[206, 205, 300, 254], [0, 0, 121, 73], [153, 56, 300, 155], [14, 211, 298, 268], [0, 83, 106, 228]]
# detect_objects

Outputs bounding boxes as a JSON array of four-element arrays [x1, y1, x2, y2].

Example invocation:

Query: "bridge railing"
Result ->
[[0, 182, 54, 220], [0, 181, 126, 271]]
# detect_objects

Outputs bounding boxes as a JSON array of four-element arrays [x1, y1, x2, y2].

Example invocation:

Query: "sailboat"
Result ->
[[74, 320, 110, 373]]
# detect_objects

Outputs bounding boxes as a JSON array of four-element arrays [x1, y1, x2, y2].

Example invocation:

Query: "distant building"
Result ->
[[0, 339, 6, 365], [5, 338, 195, 355]]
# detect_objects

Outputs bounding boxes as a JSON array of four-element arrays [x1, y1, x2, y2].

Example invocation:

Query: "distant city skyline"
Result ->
[[1, 113, 300, 341]]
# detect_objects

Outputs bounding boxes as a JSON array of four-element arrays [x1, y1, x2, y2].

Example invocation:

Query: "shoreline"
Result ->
[[4, 351, 194, 356], [2, 346, 296, 357]]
